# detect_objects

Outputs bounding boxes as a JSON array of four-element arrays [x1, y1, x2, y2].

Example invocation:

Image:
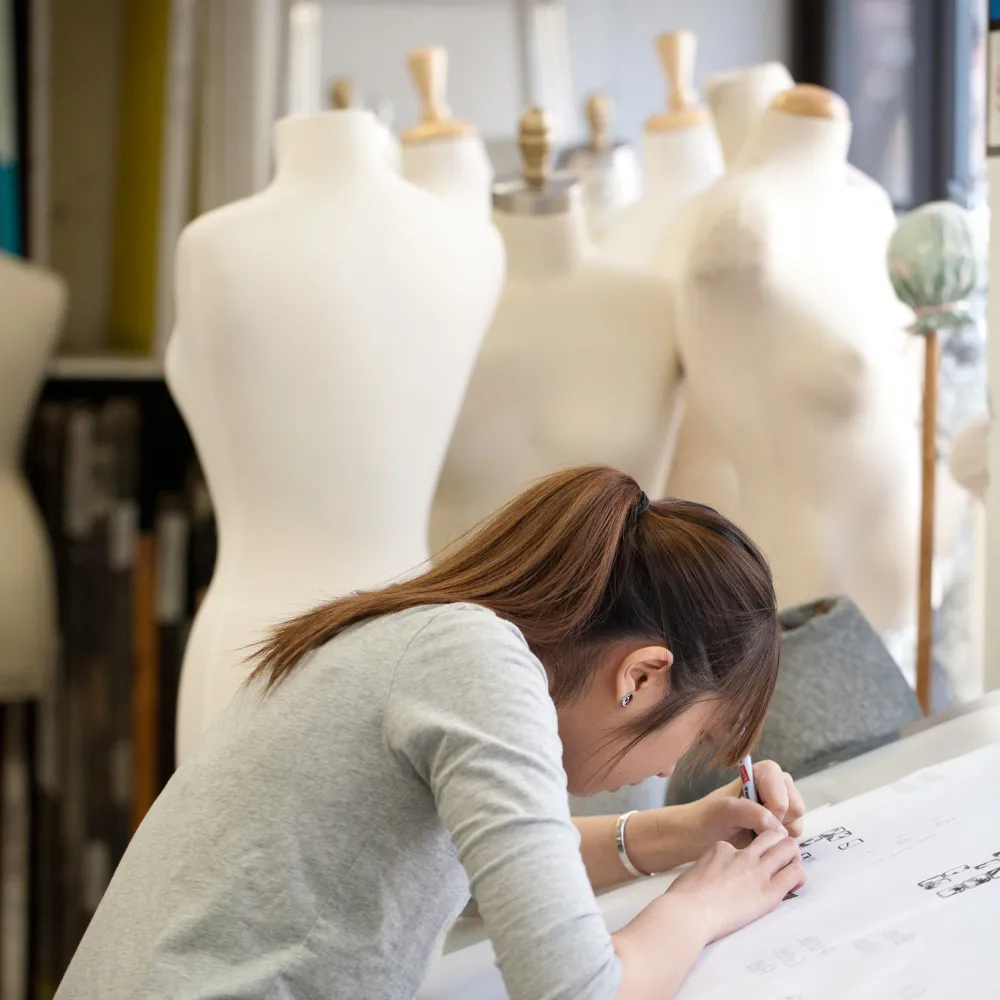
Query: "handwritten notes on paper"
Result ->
[[675, 744, 1000, 998]]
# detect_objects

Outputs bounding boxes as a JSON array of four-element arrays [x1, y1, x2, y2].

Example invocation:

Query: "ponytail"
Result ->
[[249, 465, 780, 766], [249, 466, 640, 689]]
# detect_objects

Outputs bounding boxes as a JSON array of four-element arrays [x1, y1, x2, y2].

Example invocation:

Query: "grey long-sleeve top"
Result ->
[[55, 603, 623, 1000]]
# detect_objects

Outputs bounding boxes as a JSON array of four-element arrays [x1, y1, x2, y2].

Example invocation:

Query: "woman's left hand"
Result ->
[[687, 760, 806, 852], [586, 761, 806, 881]]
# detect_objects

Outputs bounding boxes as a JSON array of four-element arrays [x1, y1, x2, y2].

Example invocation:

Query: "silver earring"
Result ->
[[620, 693, 633, 708]]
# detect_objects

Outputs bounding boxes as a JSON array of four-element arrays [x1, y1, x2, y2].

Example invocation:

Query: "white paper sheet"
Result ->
[[419, 743, 1000, 999]]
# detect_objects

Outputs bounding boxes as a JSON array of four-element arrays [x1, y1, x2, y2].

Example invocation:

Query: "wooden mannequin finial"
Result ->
[[771, 84, 849, 122], [519, 107, 551, 189], [586, 92, 613, 151], [328, 77, 354, 110], [402, 45, 474, 143], [645, 30, 711, 132]]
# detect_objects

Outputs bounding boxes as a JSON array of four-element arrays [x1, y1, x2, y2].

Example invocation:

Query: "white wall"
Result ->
[[565, 0, 790, 141], [319, 2, 524, 139], [318, 0, 790, 145]]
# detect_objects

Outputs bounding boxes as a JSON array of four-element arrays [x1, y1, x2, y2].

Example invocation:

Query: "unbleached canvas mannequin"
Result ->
[[668, 65, 965, 597], [0, 255, 65, 698], [703, 60, 901, 243], [167, 110, 504, 763], [431, 108, 680, 550], [654, 64, 799, 515], [664, 60, 898, 518], [401, 47, 493, 220], [430, 109, 680, 812], [557, 93, 641, 241], [600, 30, 723, 269], [672, 85, 921, 632], [704, 61, 794, 167]]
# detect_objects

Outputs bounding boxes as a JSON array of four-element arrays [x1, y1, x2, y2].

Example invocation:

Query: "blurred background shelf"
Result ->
[[47, 353, 165, 381]]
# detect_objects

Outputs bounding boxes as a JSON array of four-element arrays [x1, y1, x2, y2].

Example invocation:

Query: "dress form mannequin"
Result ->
[[663, 62, 905, 517], [557, 93, 641, 241], [431, 107, 680, 811], [704, 62, 794, 167], [658, 63, 796, 515], [0, 255, 65, 698], [704, 61, 901, 240], [401, 47, 493, 220], [167, 110, 504, 762], [431, 107, 680, 549], [600, 31, 724, 268], [673, 85, 921, 632], [327, 76, 400, 171]]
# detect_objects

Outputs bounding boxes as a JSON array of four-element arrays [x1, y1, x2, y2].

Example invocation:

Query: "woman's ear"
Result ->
[[615, 645, 672, 709]]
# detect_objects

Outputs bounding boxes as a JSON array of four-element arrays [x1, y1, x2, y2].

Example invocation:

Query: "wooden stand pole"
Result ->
[[916, 330, 939, 715]]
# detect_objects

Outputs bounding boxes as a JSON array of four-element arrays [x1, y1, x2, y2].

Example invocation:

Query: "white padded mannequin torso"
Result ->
[[167, 111, 504, 761], [674, 105, 921, 629], [430, 192, 680, 555], [0, 255, 65, 697], [664, 71, 917, 527]]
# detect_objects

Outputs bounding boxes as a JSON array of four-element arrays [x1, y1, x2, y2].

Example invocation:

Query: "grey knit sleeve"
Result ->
[[384, 605, 622, 1000]]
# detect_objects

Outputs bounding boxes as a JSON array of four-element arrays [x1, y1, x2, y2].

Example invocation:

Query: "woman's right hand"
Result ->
[[612, 831, 804, 1000], [665, 829, 805, 942]]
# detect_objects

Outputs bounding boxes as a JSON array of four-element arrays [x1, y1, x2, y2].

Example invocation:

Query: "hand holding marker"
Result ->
[[742, 753, 798, 898]]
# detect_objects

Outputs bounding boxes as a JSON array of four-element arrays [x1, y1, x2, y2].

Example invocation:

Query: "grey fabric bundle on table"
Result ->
[[567, 596, 923, 815], [666, 596, 924, 804]]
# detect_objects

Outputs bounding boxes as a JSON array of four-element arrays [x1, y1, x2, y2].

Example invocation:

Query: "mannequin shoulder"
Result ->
[[175, 180, 504, 293], [173, 197, 266, 271]]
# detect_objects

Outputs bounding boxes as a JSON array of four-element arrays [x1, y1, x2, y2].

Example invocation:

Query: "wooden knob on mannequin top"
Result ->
[[586, 92, 613, 152], [403, 45, 474, 143], [519, 107, 551, 189], [328, 77, 354, 110], [771, 84, 849, 122], [646, 29, 711, 131]]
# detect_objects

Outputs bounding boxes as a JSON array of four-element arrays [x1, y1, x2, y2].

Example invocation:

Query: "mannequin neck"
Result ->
[[706, 63, 796, 166], [493, 205, 591, 279], [272, 110, 390, 187], [737, 108, 850, 178], [404, 133, 484, 168], [401, 134, 492, 216], [641, 126, 724, 196]]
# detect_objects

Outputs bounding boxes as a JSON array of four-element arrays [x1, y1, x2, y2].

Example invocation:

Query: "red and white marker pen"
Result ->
[[739, 754, 759, 804]]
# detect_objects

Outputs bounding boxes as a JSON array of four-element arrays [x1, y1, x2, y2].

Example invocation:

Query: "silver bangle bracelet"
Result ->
[[615, 809, 657, 878]]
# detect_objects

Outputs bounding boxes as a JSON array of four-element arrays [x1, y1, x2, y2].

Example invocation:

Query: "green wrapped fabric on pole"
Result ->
[[886, 201, 982, 713], [887, 201, 982, 337]]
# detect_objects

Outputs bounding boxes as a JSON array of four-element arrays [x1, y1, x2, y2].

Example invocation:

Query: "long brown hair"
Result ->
[[249, 465, 780, 766]]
